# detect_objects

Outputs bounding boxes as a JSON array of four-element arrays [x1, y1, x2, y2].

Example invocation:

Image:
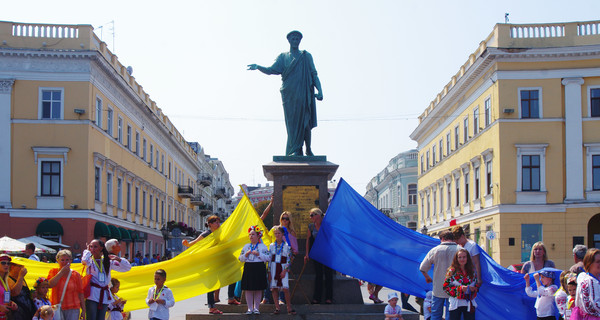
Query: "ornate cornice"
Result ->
[[0, 79, 15, 94]]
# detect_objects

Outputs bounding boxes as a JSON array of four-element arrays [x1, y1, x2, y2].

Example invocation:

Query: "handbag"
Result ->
[[52, 268, 72, 320], [81, 265, 92, 298]]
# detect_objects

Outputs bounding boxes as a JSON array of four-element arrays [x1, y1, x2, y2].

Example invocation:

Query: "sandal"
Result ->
[[287, 309, 297, 315], [272, 309, 280, 315], [208, 308, 223, 314], [228, 299, 241, 305]]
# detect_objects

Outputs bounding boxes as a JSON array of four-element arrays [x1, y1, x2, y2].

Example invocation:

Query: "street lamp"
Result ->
[[160, 224, 169, 258]]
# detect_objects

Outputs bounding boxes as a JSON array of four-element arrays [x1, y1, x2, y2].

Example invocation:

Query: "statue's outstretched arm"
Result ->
[[247, 64, 276, 75]]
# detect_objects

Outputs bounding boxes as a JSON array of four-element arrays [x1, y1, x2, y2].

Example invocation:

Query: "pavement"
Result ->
[[129, 281, 425, 320]]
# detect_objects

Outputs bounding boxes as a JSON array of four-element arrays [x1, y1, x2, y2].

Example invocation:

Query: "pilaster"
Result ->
[[562, 77, 585, 202], [0, 79, 14, 209]]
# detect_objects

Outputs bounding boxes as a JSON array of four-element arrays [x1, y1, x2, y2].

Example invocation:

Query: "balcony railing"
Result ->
[[214, 188, 226, 199], [190, 195, 204, 206], [198, 204, 213, 216], [177, 185, 194, 198], [198, 175, 212, 187]]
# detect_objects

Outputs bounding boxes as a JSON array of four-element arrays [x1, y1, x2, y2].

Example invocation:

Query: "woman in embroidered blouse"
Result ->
[[47, 250, 85, 320], [239, 226, 270, 315], [82, 239, 113, 320], [443, 248, 478, 320], [521, 241, 556, 275], [572, 248, 600, 320]]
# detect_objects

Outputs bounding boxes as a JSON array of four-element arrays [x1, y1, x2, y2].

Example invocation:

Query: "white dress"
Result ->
[[268, 241, 292, 289]]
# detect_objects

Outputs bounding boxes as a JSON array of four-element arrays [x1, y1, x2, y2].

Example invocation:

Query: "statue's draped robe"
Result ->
[[267, 50, 318, 156]]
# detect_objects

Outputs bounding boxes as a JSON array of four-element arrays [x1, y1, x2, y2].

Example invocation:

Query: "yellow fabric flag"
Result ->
[[13, 195, 271, 311]]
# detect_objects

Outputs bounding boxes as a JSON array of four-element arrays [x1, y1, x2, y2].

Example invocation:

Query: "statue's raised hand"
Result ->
[[247, 64, 258, 70]]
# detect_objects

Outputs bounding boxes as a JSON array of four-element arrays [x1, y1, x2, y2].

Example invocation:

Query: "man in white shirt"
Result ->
[[25, 243, 40, 261], [105, 239, 132, 272], [452, 226, 482, 286]]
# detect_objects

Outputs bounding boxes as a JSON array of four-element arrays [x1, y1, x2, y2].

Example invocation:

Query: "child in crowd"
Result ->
[[32, 277, 51, 320], [146, 269, 175, 320], [239, 225, 270, 315], [268, 226, 296, 315], [108, 278, 128, 320], [384, 292, 404, 320], [555, 271, 571, 320], [37, 305, 54, 320], [423, 290, 433, 320], [525, 270, 558, 320], [565, 275, 577, 320]]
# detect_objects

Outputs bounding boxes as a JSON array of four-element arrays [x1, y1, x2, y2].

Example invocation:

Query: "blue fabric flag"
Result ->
[[309, 178, 561, 320]]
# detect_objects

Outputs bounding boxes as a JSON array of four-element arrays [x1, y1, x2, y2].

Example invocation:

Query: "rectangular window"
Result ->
[[155, 198, 159, 222], [155, 150, 159, 169], [135, 187, 139, 214], [127, 182, 132, 212], [522, 155, 541, 191], [420, 155, 424, 173], [150, 144, 154, 166], [593, 155, 600, 190], [106, 172, 113, 205], [426, 194, 430, 218], [94, 167, 100, 201], [432, 147, 436, 166], [161, 200, 165, 222], [433, 190, 437, 215], [149, 195, 153, 220], [168, 162, 172, 179], [161, 155, 165, 173], [135, 132, 140, 155], [464, 173, 469, 203], [484, 98, 491, 126], [426, 151, 430, 170], [143, 139, 147, 161], [439, 139, 443, 161], [41, 161, 61, 196], [447, 182, 452, 210], [591, 88, 600, 117], [474, 167, 480, 199], [96, 98, 103, 127], [40, 89, 62, 119], [454, 126, 459, 150], [117, 117, 123, 143], [446, 132, 451, 155], [455, 177, 460, 206], [117, 178, 123, 209], [408, 184, 417, 205], [463, 117, 469, 142], [142, 191, 146, 217], [521, 224, 542, 262], [486, 161, 492, 195], [127, 126, 132, 149], [106, 108, 113, 135], [521, 90, 540, 118], [473, 107, 479, 135]]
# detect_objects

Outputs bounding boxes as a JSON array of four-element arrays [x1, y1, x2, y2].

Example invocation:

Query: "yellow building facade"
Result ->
[[0, 21, 234, 257], [410, 21, 600, 269]]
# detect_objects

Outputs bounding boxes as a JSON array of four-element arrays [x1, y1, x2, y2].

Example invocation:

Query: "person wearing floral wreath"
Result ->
[[443, 249, 478, 320], [572, 248, 600, 320], [239, 225, 270, 315], [268, 226, 296, 315]]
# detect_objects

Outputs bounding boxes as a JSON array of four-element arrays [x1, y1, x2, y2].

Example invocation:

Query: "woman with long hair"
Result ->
[[571, 248, 600, 319], [443, 248, 478, 320], [279, 211, 298, 254], [521, 241, 555, 274], [82, 239, 112, 320]]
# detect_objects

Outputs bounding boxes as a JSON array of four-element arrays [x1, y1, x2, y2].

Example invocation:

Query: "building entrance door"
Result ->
[[588, 213, 600, 249], [521, 224, 542, 262]]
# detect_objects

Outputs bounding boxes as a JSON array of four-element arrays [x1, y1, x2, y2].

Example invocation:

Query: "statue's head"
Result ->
[[286, 30, 303, 41]]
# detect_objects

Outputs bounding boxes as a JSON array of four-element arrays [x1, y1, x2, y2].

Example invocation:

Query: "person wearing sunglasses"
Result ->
[[304, 208, 333, 304], [0, 255, 18, 320]]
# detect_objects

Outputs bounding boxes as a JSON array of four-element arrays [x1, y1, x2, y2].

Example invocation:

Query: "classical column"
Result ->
[[0, 79, 15, 209], [562, 77, 585, 202]]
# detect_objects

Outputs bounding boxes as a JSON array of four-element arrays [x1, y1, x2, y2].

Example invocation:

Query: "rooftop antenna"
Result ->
[[97, 20, 115, 52], [505, 13, 510, 23]]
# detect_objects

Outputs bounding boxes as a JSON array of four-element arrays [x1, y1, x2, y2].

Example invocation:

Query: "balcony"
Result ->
[[177, 185, 194, 198], [214, 188, 226, 199], [198, 175, 212, 187], [190, 195, 204, 206], [198, 204, 213, 216], [225, 199, 232, 204]]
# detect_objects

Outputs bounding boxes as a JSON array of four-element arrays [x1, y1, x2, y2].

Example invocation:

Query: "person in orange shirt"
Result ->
[[47, 250, 85, 320]]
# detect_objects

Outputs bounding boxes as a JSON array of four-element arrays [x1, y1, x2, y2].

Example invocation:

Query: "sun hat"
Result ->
[[539, 270, 555, 280], [388, 292, 399, 301]]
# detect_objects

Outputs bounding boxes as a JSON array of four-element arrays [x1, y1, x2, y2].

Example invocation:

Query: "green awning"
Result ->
[[36, 219, 64, 235], [119, 228, 132, 241], [94, 222, 111, 238], [107, 225, 121, 240]]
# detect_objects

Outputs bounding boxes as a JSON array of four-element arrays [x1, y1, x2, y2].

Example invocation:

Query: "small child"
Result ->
[[38, 305, 54, 320], [268, 226, 296, 315], [108, 278, 128, 320], [555, 271, 571, 320], [525, 270, 558, 320], [32, 277, 51, 320], [239, 225, 270, 315], [384, 292, 404, 320], [146, 269, 175, 320], [565, 275, 577, 320], [423, 290, 433, 320]]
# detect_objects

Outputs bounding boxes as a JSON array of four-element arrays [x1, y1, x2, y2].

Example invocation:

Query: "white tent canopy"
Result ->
[[0, 236, 56, 254], [18, 235, 69, 248]]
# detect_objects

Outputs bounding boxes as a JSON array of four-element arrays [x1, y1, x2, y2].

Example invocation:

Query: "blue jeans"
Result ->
[[85, 300, 108, 320], [431, 296, 449, 320]]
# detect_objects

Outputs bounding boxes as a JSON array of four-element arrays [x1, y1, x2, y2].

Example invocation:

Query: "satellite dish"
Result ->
[[126, 66, 133, 75]]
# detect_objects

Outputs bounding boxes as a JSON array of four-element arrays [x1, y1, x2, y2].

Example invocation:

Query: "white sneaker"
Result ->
[[253, 310, 260, 314], [246, 310, 253, 315]]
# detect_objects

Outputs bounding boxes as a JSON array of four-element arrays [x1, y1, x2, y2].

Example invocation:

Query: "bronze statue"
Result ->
[[248, 30, 323, 156]]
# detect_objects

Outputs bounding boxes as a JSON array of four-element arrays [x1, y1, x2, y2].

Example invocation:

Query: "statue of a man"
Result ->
[[248, 30, 323, 156]]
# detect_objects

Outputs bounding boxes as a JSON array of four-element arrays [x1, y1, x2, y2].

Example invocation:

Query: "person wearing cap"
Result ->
[[25, 243, 40, 262], [0, 254, 18, 320], [524, 270, 558, 320], [569, 244, 587, 275], [105, 239, 131, 273], [247, 30, 324, 157], [384, 292, 404, 320]]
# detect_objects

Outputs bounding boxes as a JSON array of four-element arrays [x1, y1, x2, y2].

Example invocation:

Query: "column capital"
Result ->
[[0, 79, 15, 94], [561, 77, 584, 86]]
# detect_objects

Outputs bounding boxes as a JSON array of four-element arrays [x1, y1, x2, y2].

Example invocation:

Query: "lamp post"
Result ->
[[160, 224, 169, 259]]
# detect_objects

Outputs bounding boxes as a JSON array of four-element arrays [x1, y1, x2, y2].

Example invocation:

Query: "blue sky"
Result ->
[[4, 0, 600, 193]]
